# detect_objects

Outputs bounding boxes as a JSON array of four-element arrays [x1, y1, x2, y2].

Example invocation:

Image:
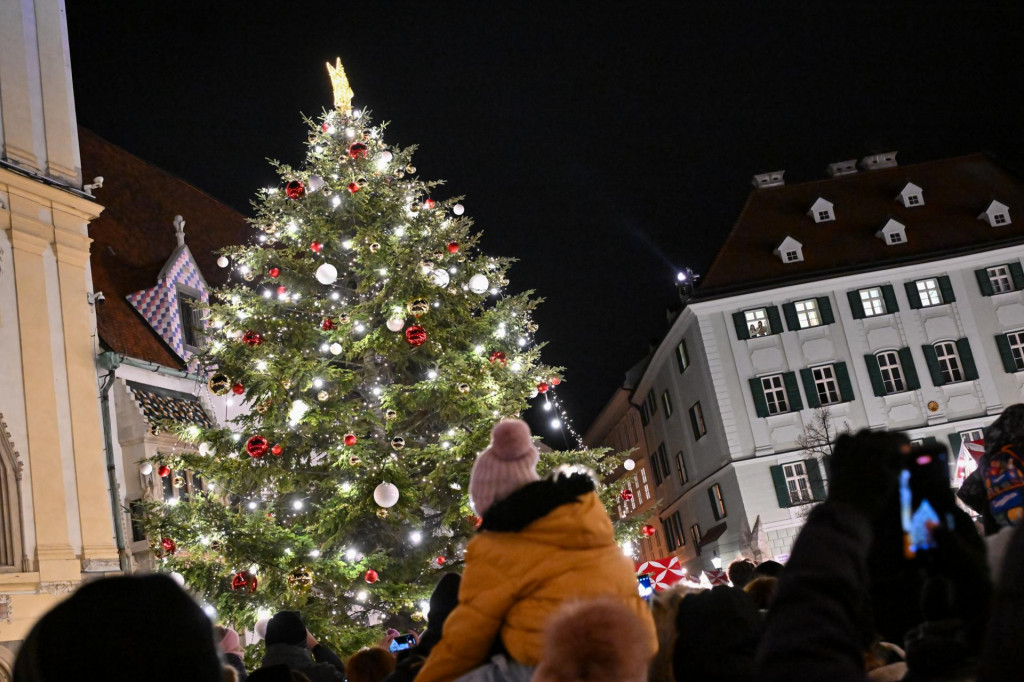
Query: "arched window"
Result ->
[[0, 419, 25, 572]]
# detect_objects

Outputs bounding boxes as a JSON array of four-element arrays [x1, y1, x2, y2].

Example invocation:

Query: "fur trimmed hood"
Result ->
[[479, 470, 596, 532]]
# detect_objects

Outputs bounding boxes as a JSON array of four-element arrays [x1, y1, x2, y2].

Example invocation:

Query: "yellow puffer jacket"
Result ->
[[415, 473, 658, 682]]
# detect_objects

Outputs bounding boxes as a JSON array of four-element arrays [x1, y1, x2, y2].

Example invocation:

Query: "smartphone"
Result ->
[[389, 634, 416, 652], [900, 443, 953, 559], [637, 574, 653, 601]]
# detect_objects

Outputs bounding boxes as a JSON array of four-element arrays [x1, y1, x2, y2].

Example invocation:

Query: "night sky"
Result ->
[[66, 3, 1024, 440]]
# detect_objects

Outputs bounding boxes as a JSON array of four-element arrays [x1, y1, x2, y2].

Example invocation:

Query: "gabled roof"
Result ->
[[699, 154, 1024, 295], [80, 128, 251, 368]]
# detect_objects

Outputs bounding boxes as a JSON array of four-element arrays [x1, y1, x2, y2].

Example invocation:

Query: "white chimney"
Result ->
[[859, 152, 898, 171], [752, 171, 785, 189], [827, 160, 858, 177]]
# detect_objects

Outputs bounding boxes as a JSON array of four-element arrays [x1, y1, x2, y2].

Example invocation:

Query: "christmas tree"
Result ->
[[142, 60, 628, 653]]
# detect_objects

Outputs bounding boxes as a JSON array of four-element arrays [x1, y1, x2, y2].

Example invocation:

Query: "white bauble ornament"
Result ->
[[198, 442, 215, 456], [468, 274, 489, 294], [139, 462, 154, 475], [430, 268, 450, 288], [315, 263, 338, 285], [623, 458, 636, 471], [373, 482, 400, 508], [169, 571, 186, 587], [453, 203, 465, 216], [377, 151, 393, 165], [254, 618, 270, 641], [386, 317, 405, 332], [329, 342, 343, 355], [307, 175, 325, 192], [217, 256, 229, 268]]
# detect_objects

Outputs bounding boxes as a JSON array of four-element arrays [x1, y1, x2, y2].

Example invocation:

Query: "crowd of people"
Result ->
[[11, 410, 1024, 681]]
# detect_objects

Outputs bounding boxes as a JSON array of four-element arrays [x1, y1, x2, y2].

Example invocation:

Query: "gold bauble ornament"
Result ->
[[457, 255, 466, 263], [395, 170, 405, 179], [385, 409, 398, 420], [407, 298, 430, 317], [338, 313, 351, 324], [377, 509, 389, 519], [362, 129, 373, 140], [210, 540, 223, 552], [419, 260, 434, 271], [322, 185, 332, 196], [391, 436, 405, 450], [282, 379, 293, 390], [349, 456, 362, 466], [369, 242, 381, 253], [432, 252, 444, 261], [526, 322, 539, 333], [288, 567, 314, 592], [243, 271, 255, 282], [411, 611, 424, 622], [266, 237, 277, 246], [457, 383, 471, 394], [406, 165, 417, 174], [317, 390, 330, 402], [256, 400, 270, 414], [357, 177, 368, 188], [208, 373, 231, 396], [172, 475, 185, 488]]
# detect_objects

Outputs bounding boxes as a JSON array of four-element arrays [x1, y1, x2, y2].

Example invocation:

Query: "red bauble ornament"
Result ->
[[447, 242, 459, 254], [310, 241, 323, 254], [621, 489, 634, 501], [344, 433, 358, 447], [347, 182, 360, 194], [364, 569, 379, 584], [246, 435, 269, 459], [489, 351, 507, 366], [242, 330, 263, 346], [537, 382, 550, 394], [277, 285, 287, 295], [271, 444, 283, 456], [322, 318, 336, 331], [436, 556, 446, 566], [158, 464, 171, 478], [231, 382, 245, 395], [232, 570, 258, 593], [405, 325, 427, 346], [161, 537, 177, 554], [642, 524, 657, 538], [285, 180, 306, 200], [268, 267, 281, 278], [550, 376, 562, 386], [423, 198, 436, 210], [322, 122, 331, 132], [348, 142, 368, 158]]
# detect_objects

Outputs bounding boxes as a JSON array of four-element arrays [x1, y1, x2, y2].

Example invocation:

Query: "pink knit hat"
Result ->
[[469, 419, 541, 515]]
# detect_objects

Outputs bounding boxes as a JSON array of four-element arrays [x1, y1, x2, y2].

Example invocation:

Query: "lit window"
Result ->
[[989, 266, 1014, 294], [662, 390, 673, 417], [794, 299, 821, 328], [745, 308, 770, 337], [760, 375, 789, 415], [783, 462, 813, 504], [690, 403, 707, 439], [676, 339, 690, 372], [915, 279, 942, 307], [641, 467, 650, 500], [691, 524, 702, 551], [178, 292, 203, 349], [675, 451, 688, 484], [934, 342, 964, 383], [859, 287, 886, 316], [710, 483, 727, 520], [876, 351, 906, 394], [1008, 331, 1024, 370], [812, 365, 840, 405]]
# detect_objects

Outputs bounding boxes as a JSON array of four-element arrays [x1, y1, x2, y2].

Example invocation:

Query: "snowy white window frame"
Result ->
[[761, 374, 789, 415], [934, 341, 964, 383], [916, 278, 942, 307], [812, 365, 840, 405], [794, 299, 821, 328], [860, 287, 886, 317], [783, 462, 813, 504], [876, 351, 906, 394], [1008, 331, 1024, 370], [989, 266, 1014, 294]]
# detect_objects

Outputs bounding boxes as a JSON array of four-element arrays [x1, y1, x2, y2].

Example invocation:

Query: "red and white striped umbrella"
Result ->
[[635, 555, 686, 590]]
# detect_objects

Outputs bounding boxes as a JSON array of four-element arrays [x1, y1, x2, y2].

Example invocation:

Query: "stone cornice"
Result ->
[[0, 167, 103, 221]]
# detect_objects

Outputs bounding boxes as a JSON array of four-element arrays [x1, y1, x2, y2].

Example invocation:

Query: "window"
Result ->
[[664, 511, 686, 552], [995, 213, 1008, 225], [859, 287, 885, 316], [915, 279, 941, 307], [641, 467, 650, 500], [888, 232, 904, 244], [0, 421, 24, 571], [691, 524, 702, 554], [745, 308, 770, 337], [907, 194, 921, 206], [876, 351, 906, 394], [650, 449, 663, 486], [662, 390, 673, 417], [998, 331, 1024, 372], [959, 429, 984, 445], [646, 389, 657, 416], [817, 210, 831, 222], [811, 365, 840, 405], [639, 403, 650, 427], [651, 444, 670, 486], [709, 483, 727, 520], [771, 459, 827, 508], [676, 339, 690, 372], [934, 341, 964, 383], [794, 299, 821, 328], [783, 462, 813, 504], [785, 250, 800, 262], [989, 266, 1013, 294], [178, 291, 203, 349], [760, 375, 789, 415], [675, 451, 688, 484], [689, 402, 707, 439]]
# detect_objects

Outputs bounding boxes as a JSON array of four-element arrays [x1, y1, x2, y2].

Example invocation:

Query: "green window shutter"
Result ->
[[733, 312, 751, 340], [834, 362, 855, 402], [975, 268, 995, 297], [847, 290, 866, 320], [898, 347, 921, 390], [800, 368, 821, 408], [782, 302, 799, 331], [956, 338, 979, 380], [996, 334, 1018, 373], [904, 281, 923, 309], [881, 285, 899, 314], [864, 354, 886, 396], [770, 465, 792, 508], [948, 433, 963, 458], [806, 459, 827, 501], [1010, 262, 1024, 290], [938, 276, 956, 303], [818, 296, 835, 325], [748, 378, 769, 418], [766, 306, 783, 335], [922, 344, 945, 386], [783, 372, 803, 411], [922, 436, 938, 448]]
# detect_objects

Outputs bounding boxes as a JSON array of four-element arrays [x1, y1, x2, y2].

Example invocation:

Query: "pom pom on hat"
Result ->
[[470, 419, 541, 515]]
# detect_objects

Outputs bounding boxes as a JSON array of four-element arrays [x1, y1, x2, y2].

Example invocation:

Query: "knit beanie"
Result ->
[[13, 574, 221, 682], [469, 419, 540, 515], [264, 610, 307, 646]]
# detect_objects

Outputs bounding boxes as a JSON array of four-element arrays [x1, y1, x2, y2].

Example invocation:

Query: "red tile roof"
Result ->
[[698, 154, 1024, 296], [79, 128, 251, 368]]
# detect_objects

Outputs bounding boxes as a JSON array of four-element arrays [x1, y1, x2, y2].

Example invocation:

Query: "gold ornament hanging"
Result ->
[[407, 298, 430, 317], [317, 390, 330, 402], [326, 58, 354, 112], [208, 373, 231, 396], [288, 566, 314, 592], [377, 508, 389, 519], [385, 409, 398, 420], [457, 383, 471, 394], [391, 436, 405, 450], [369, 242, 381, 253], [349, 455, 362, 466], [338, 313, 351, 324], [172, 475, 185, 488]]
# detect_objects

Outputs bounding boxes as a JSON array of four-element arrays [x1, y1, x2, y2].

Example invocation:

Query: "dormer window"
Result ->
[[808, 197, 834, 223], [774, 236, 804, 264], [876, 218, 907, 246], [897, 182, 924, 207], [752, 171, 785, 189], [979, 200, 1011, 227]]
